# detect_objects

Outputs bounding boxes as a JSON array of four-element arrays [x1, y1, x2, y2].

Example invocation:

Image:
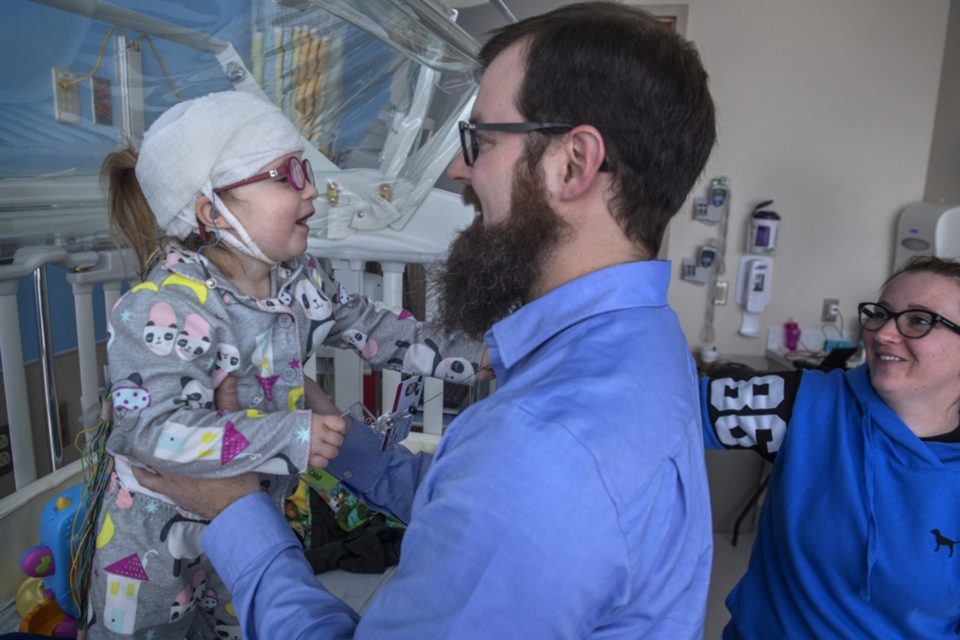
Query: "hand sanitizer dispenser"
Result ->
[[735, 255, 773, 336]]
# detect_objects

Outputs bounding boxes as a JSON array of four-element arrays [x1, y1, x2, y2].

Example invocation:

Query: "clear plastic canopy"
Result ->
[[0, 0, 481, 261]]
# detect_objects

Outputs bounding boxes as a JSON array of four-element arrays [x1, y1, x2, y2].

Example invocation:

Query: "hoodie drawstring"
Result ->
[[860, 405, 878, 602]]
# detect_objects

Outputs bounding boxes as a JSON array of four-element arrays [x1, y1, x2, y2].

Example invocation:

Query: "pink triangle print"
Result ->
[[221, 421, 250, 465], [104, 554, 149, 581], [255, 375, 279, 402]]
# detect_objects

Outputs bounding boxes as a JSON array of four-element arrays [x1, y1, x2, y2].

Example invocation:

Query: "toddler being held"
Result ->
[[86, 91, 482, 639]]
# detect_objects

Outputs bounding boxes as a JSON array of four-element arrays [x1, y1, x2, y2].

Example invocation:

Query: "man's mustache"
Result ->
[[462, 185, 482, 213]]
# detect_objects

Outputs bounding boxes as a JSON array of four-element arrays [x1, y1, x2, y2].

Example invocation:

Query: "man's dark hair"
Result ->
[[479, 2, 716, 256]]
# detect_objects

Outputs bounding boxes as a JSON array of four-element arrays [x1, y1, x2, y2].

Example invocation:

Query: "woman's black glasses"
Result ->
[[858, 302, 960, 339]]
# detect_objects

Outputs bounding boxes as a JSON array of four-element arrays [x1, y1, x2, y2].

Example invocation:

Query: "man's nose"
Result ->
[[447, 152, 470, 185]]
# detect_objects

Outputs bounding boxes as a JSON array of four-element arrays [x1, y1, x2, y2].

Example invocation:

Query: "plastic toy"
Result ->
[[19, 598, 76, 637], [19, 483, 86, 635]]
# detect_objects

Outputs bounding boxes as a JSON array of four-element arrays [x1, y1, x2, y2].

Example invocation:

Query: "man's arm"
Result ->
[[136, 417, 640, 640], [132, 467, 360, 640]]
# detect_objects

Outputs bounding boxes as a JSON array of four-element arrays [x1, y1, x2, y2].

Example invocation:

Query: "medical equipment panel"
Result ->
[[2, 0, 481, 262]]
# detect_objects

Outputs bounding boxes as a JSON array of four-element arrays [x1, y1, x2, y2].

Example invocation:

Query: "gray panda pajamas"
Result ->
[[86, 244, 481, 639]]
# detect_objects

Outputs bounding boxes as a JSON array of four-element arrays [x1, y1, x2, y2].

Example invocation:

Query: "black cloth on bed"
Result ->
[[305, 487, 405, 575]]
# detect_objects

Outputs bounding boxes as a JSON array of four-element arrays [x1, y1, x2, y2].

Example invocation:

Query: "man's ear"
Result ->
[[194, 195, 232, 230], [559, 125, 607, 201]]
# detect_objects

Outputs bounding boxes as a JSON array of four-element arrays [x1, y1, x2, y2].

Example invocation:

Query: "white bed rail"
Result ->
[[0, 245, 452, 494]]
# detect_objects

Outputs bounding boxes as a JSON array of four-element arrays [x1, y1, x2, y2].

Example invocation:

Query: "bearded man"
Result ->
[[136, 3, 718, 638]]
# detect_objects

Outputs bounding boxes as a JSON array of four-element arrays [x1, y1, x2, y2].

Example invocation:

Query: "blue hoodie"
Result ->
[[701, 365, 960, 639]]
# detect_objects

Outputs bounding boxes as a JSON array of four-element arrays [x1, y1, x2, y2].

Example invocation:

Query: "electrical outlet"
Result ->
[[0, 423, 13, 477], [822, 298, 840, 323]]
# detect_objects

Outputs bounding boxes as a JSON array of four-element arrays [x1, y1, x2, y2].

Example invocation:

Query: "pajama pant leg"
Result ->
[[86, 472, 219, 639]]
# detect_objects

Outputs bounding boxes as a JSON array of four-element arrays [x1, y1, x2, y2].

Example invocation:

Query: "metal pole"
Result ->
[[34, 265, 63, 470], [27, 0, 228, 54]]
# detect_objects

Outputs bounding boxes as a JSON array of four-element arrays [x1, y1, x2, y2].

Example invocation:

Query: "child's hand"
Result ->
[[309, 413, 348, 468]]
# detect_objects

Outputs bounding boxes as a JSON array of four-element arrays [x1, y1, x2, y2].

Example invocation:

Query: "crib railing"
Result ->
[[0, 247, 102, 487], [0, 246, 452, 496]]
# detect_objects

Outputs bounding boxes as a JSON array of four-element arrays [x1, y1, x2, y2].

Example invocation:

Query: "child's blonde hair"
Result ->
[[101, 145, 242, 277]]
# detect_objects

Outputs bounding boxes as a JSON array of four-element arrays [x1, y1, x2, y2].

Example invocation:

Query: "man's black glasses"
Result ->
[[458, 121, 611, 171], [858, 302, 960, 339]]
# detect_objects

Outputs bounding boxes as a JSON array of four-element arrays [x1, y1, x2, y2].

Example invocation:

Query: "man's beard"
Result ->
[[432, 157, 569, 341]]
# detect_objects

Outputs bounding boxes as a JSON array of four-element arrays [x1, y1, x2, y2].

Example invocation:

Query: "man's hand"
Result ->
[[132, 466, 261, 520], [215, 376, 240, 412]]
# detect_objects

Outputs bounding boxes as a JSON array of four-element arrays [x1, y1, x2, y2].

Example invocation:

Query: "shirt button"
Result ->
[[343, 471, 352, 479], [281, 367, 298, 382], [277, 314, 293, 328]]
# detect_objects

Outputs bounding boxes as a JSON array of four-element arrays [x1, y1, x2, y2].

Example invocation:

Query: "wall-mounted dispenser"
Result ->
[[747, 200, 780, 255], [735, 255, 773, 336], [892, 202, 960, 271]]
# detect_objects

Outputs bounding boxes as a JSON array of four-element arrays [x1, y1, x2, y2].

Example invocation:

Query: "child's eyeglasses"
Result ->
[[214, 157, 315, 193]]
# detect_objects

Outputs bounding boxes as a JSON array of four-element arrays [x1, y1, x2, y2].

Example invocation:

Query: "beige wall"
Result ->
[[925, 0, 960, 202], [667, 0, 951, 356]]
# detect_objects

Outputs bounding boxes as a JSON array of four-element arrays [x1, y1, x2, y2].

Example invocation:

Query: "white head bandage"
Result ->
[[135, 91, 305, 264]]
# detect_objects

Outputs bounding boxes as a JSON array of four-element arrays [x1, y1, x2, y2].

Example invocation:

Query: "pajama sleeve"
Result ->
[[307, 259, 484, 384]]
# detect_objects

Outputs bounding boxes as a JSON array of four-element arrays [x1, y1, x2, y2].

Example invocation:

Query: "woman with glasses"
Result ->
[[88, 91, 483, 639], [701, 255, 960, 639]]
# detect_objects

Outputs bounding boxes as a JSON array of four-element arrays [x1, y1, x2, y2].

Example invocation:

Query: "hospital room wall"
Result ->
[[455, 0, 956, 358], [925, 0, 960, 203], [668, 0, 953, 357]]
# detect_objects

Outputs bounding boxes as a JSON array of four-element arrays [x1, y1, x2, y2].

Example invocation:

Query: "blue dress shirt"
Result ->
[[202, 260, 712, 639]]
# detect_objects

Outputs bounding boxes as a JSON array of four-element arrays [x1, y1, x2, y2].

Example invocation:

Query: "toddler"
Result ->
[[87, 91, 481, 639]]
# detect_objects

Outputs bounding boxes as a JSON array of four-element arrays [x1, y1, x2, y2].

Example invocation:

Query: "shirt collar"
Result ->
[[486, 260, 672, 375]]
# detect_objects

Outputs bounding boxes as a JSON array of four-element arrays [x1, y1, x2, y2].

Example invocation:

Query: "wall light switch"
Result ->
[[52, 67, 81, 124]]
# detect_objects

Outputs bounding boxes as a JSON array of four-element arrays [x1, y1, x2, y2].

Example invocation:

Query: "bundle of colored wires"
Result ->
[[68, 387, 116, 628]]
